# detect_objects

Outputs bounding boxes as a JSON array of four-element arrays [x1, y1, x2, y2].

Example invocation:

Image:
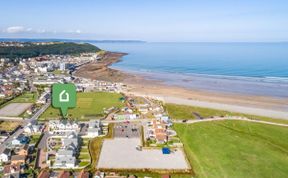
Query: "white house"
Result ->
[[0, 149, 11, 163], [49, 120, 79, 133], [87, 120, 102, 137], [53, 156, 76, 168], [160, 116, 170, 123], [52, 133, 78, 169], [11, 138, 21, 146], [24, 124, 42, 134]]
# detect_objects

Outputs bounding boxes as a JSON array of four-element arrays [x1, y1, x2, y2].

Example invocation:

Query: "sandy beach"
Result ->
[[75, 52, 288, 120]]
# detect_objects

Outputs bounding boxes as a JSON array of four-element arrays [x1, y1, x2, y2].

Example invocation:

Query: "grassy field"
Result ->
[[0, 92, 37, 109], [165, 103, 288, 124], [40, 92, 124, 120], [174, 121, 288, 178], [11, 93, 37, 103], [0, 121, 21, 131], [114, 172, 193, 178]]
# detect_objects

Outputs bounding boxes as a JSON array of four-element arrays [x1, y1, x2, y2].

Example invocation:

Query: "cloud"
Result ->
[[2, 26, 83, 36], [67, 29, 82, 34], [5, 26, 27, 33]]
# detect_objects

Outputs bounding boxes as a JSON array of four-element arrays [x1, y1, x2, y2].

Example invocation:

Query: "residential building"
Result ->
[[3, 164, 21, 178], [56, 149, 74, 157], [148, 120, 168, 144], [11, 155, 26, 165], [62, 138, 78, 151], [57, 171, 70, 178], [49, 120, 79, 133], [11, 135, 29, 146], [54, 156, 76, 168], [15, 145, 29, 156], [24, 124, 42, 134], [77, 170, 90, 178], [0, 149, 11, 163], [38, 170, 50, 178], [87, 120, 102, 137]]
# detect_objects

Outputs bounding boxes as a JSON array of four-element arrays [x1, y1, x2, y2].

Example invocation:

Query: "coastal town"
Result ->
[[0, 41, 191, 178], [0, 41, 287, 178], [1, 1, 288, 178]]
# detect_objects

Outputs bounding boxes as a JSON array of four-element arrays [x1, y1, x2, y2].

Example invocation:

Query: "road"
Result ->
[[37, 131, 50, 150], [173, 116, 288, 127], [0, 102, 50, 154]]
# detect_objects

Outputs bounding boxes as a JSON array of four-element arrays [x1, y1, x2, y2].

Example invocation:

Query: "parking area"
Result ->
[[114, 123, 141, 138], [97, 138, 190, 170], [0, 103, 32, 116]]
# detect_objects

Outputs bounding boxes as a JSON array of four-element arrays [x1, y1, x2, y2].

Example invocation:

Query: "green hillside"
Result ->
[[0, 42, 100, 59]]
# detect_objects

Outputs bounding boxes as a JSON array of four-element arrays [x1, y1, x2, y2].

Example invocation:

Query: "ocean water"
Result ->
[[92, 42, 288, 98]]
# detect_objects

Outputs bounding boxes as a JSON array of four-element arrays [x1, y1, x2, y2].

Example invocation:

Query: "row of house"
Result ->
[[24, 123, 43, 134], [74, 77, 126, 93], [49, 120, 79, 133], [38, 169, 90, 178], [148, 119, 169, 144], [53, 132, 79, 168], [49, 119, 103, 137]]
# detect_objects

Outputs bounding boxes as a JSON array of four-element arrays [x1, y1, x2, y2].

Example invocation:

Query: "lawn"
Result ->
[[30, 134, 42, 146], [40, 92, 124, 120], [174, 121, 288, 178], [52, 69, 69, 76], [0, 92, 37, 109], [165, 103, 288, 124], [0, 121, 21, 132], [10, 92, 37, 103], [79, 138, 91, 162], [117, 172, 193, 178]]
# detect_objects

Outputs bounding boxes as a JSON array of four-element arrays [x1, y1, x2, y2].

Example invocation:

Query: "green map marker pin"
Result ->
[[52, 83, 76, 117]]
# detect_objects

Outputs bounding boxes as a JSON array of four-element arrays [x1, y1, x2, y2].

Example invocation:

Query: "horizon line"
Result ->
[[0, 37, 288, 43]]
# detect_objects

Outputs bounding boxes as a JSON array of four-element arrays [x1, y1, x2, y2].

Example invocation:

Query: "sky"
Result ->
[[0, 0, 288, 42]]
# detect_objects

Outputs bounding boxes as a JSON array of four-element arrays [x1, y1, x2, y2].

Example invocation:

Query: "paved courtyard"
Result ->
[[0, 103, 32, 116], [97, 138, 190, 170]]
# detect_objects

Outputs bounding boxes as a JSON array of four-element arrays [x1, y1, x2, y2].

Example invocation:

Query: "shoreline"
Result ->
[[75, 52, 288, 119], [74, 52, 129, 82]]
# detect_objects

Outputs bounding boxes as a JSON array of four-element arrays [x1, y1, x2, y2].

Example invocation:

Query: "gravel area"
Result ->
[[97, 138, 190, 170], [0, 103, 32, 116]]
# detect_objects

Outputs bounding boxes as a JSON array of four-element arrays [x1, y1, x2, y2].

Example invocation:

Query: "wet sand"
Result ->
[[122, 75, 288, 119]]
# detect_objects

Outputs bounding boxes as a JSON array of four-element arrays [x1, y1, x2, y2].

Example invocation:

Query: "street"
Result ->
[[0, 102, 50, 153]]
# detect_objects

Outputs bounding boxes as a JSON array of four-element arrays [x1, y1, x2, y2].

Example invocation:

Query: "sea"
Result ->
[[92, 42, 288, 98]]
